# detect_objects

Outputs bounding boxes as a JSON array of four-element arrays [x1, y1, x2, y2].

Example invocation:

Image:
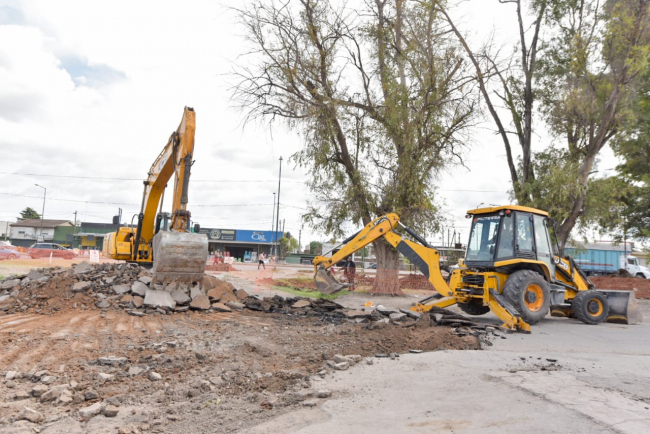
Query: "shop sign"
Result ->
[[236, 230, 281, 243], [201, 228, 237, 241]]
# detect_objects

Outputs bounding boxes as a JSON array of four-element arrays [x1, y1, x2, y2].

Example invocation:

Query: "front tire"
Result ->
[[503, 270, 551, 325], [636, 273, 646, 279], [457, 300, 490, 316], [572, 291, 609, 325], [8, 254, 17, 260]]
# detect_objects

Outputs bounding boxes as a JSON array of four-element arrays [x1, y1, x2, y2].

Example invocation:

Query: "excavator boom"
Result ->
[[103, 107, 208, 283]]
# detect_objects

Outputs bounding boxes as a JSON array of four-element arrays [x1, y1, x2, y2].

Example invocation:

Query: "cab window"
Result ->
[[496, 214, 514, 259], [515, 213, 533, 252], [466, 215, 501, 262]]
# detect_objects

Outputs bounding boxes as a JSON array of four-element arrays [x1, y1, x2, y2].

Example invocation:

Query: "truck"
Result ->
[[565, 243, 650, 279]]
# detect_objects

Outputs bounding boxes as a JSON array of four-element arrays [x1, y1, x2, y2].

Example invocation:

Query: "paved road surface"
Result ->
[[250, 300, 650, 434]]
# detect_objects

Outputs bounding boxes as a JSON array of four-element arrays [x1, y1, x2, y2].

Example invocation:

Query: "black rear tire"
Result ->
[[503, 269, 551, 325], [572, 291, 609, 325], [457, 300, 490, 316]]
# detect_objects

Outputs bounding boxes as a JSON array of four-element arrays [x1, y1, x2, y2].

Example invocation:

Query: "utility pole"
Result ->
[[274, 157, 283, 265], [35, 184, 46, 242], [282, 219, 285, 234], [298, 229, 301, 254]]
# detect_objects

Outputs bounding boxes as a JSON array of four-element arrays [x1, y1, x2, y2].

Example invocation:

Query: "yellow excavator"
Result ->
[[313, 206, 641, 332], [103, 107, 208, 283]]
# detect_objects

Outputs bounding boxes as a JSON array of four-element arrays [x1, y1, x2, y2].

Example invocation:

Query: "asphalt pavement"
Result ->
[[250, 299, 650, 434]]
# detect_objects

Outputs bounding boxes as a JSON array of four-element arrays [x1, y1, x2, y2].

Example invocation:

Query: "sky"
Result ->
[[0, 0, 618, 248]]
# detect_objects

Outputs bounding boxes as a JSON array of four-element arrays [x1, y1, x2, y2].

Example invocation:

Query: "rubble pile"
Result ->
[[0, 262, 255, 316], [0, 262, 501, 340]]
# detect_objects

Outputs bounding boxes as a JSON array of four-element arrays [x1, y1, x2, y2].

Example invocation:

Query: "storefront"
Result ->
[[199, 228, 283, 262]]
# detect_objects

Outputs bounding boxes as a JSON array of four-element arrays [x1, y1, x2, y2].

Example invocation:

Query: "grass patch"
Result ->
[[272, 285, 350, 300]]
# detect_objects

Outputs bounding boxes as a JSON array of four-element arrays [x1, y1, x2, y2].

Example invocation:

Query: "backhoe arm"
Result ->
[[313, 213, 401, 270], [313, 213, 452, 298]]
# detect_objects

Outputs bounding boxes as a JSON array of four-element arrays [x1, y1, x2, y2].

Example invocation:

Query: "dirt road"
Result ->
[[0, 300, 476, 433]]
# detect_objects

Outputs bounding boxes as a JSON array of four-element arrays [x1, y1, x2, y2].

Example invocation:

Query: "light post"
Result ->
[[34, 184, 46, 242], [271, 192, 276, 257], [275, 157, 283, 264]]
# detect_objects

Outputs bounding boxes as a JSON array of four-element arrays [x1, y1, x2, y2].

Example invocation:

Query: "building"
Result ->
[[73, 222, 124, 250], [199, 228, 283, 262], [9, 219, 74, 247]]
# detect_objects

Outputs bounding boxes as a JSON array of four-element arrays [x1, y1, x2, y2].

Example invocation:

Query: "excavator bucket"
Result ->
[[314, 266, 349, 295], [151, 231, 208, 284], [597, 289, 643, 325]]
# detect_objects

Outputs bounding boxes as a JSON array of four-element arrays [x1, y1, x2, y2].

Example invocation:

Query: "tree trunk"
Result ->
[[372, 239, 403, 295]]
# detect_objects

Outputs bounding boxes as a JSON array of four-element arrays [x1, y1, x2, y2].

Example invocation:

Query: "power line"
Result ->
[[0, 172, 305, 183]]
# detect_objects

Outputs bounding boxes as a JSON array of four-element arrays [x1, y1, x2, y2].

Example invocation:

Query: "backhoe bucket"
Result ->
[[597, 289, 643, 325], [315, 266, 349, 294], [152, 231, 208, 284]]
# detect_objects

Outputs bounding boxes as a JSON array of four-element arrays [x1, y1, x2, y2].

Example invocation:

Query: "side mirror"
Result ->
[[194, 223, 201, 233], [112, 215, 120, 225]]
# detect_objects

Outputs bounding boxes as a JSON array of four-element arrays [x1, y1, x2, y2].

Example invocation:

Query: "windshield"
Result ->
[[466, 215, 501, 262]]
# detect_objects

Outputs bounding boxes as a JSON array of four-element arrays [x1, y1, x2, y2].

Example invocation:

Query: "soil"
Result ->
[[591, 276, 650, 299], [0, 309, 477, 433], [0, 263, 479, 433], [205, 263, 240, 272], [266, 274, 435, 293]]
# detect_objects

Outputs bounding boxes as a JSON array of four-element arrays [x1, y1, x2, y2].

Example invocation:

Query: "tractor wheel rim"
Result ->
[[525, 284, 544, 312], [587, 299, 603, 316]]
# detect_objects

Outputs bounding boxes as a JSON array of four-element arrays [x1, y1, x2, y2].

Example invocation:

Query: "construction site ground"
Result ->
[[1, 259, 649, 433]]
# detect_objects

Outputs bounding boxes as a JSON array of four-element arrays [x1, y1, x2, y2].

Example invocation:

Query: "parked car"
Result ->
[[28, 243, 77, 260], [0, 248, 19, 260]]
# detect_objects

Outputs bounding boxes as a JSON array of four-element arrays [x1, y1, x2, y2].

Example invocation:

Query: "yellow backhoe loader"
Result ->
[[103, 107, 208, 283], [313, 206, 641, 332]]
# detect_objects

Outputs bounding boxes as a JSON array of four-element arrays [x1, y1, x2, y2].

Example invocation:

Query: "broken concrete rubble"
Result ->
[[190, 295, 211, 310], [144, 289, 176, 309]]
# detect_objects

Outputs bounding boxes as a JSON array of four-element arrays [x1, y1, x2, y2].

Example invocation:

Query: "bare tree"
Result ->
[[439, 0, 548, 203], [232, 0, 478, 294]]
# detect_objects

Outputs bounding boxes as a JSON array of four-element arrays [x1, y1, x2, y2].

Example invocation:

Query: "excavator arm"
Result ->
[[313, 213, 452, 299], [103, 107, 207, 283]]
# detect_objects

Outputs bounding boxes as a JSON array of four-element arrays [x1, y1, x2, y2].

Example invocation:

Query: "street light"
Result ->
[[271, 192, 276, 256], [34, 184, 46, 242], [275, 157, 283, 264]]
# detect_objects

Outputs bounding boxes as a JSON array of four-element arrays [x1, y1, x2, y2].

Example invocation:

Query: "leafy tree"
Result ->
[[278, 235, 299, 259], [233, 0, 478, 294], [18, 207, 40, 221], [309, 241, 323, 255], [535, 0, 650, 253], [604, 69, 650, 241]]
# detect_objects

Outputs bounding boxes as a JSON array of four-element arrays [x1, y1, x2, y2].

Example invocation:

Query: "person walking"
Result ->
[[258, 252, 266, 270], [343, 256, 356, 290]]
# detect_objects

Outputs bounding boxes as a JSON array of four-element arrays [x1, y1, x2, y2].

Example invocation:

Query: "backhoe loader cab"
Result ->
[[464, 205, 555, 279]]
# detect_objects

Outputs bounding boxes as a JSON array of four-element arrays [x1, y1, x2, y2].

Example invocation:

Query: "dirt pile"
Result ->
[[205, 263, 240, 272], [591, 276, 650, 299]]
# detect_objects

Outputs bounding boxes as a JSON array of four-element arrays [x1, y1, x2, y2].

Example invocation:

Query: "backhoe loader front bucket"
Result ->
[[597, 289, 643, 325], [152, 231, 208, 284], [315, 266, 349, 294]]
